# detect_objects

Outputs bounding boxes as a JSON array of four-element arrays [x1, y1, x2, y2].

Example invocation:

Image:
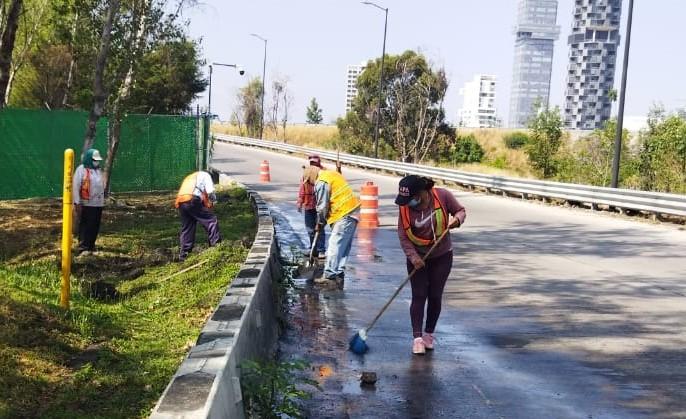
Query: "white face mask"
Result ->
[[92, 161, 100, 168]]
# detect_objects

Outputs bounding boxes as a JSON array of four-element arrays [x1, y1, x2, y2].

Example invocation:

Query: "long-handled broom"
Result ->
[[349, 229, 451, 354]]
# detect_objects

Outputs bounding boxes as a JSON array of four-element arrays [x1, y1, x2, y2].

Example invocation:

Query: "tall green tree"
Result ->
[[526, 103, 563, 178], [338, 50, 450, 162], [127, 39, 206, 114], [8, 0, 206, 114], [306, 97, 323, 124]]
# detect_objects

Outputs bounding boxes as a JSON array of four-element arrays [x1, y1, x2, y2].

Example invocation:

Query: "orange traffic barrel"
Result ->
[[259, 160, 271, 182], [359, 181, 379, 228]]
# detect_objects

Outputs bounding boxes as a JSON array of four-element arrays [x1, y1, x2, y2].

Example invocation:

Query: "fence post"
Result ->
[[197, 114, 210, 171], [203, 114, 211, 170], [61, 149, 74, 310]]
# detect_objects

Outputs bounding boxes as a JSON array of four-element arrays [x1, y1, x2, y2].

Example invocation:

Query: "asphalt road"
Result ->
[[213, 142, 686, 419]]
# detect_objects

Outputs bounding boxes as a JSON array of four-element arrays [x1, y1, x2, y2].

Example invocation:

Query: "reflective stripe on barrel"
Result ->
[[359, 181, 379, 228], [259, 160, 271, 182]]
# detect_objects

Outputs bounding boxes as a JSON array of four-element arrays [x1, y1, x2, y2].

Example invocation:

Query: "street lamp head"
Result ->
[[238, 66, 245, 76], [250, 33, 267, 43], [362, 1, 387, 11]]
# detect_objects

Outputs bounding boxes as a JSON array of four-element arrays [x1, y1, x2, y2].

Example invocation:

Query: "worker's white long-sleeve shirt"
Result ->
[[72, 165, 105, 207], [192, 171, 215, 197]]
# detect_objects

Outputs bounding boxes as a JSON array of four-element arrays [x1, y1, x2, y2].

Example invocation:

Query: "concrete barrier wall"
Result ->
[[150, 187, 280, 419]]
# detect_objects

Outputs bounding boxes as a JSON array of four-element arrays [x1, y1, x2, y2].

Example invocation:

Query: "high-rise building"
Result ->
[[564, 0, 622, 130], [345, 62, 366, 113], [458, 75, 500, 128], [509, 0, 560, 128]]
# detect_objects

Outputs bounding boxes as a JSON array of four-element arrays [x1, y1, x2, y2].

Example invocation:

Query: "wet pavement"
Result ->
[[213, 142, 686, 419]]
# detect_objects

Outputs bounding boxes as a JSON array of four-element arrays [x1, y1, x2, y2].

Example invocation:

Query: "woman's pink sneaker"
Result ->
[[412, 337, 426, 355], [422, 333, 435, 350]]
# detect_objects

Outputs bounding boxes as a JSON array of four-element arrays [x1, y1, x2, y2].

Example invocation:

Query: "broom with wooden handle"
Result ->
[[349, 228, 451, 354]]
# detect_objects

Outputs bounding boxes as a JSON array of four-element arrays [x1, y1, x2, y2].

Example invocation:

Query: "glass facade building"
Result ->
[[509, 0, 560, 128]]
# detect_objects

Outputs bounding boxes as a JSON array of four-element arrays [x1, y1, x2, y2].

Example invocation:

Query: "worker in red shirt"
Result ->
[[297, 155, 326, 258]]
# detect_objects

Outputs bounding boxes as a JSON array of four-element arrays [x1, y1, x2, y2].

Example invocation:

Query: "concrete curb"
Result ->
[[150, 186, 280, 419]]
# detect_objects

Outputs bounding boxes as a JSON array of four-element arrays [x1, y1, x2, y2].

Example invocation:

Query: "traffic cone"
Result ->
[[259, 160, 271, 182]]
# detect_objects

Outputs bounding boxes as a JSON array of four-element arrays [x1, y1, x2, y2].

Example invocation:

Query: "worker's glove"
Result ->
[[315, 222, 325, 232]]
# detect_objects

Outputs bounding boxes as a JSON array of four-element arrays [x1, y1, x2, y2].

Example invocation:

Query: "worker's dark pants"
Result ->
[[179, 197, 221, 261], [78, 206, 103, 252], [304, 209, 326, 255], [406, 251, 453, 338]]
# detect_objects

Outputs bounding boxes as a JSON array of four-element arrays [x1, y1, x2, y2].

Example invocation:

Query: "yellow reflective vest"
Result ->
[[175, 172, 211, 208], [317, 170, 360, 225]]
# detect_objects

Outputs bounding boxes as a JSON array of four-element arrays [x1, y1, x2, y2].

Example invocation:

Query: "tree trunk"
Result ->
[[82, 0, 120, 154], [0, 0, 23, 109], [282, 94, 289, 142], [4, 0, 49, 104], [102, 0, 149, 193], [62, 8, 79, 107]]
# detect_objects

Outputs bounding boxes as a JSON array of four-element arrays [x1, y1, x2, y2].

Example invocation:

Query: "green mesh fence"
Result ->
[[0, 108, 199, 199]]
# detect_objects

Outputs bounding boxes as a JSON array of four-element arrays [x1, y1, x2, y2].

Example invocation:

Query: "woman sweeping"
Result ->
[[394, 175, 466, 355]]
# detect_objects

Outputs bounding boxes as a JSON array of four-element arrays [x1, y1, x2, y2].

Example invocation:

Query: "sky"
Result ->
[[183, 0, 686, 126]]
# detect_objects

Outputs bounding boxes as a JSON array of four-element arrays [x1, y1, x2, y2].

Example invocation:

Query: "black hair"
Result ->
[[421, 177, 435, 190]]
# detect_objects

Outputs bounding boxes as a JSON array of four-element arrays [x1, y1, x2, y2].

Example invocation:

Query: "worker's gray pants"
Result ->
[[323, 215, 358, 279]]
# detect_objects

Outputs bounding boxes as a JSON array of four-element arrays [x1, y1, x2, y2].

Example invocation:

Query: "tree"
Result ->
[[82, 0, 120, 153], [338, 50, 451, 162], [306, 97, 323, 124], [0, 0, 24, 109], [103, 0, 151, 193], [234, 77, 263, 138], [3, 0, 50, 105], [266, 76, 291, 141], [526, 102, 563, 178], [11, 44, 72, 109], [267, 78, 283, 138], [280, 82, 291, 142], [637, 107, 686, 193], [126, 39, 207, 114], [8, 0, 206, 113], [562, 119, 633, 187]]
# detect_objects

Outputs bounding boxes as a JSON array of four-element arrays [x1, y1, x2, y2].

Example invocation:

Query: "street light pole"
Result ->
[[207, 62, 243, 117], [362, 1, 388, 159], [208, 64, 213, 115], [611, 0, 634, 188], [251, 33, 268, 140]]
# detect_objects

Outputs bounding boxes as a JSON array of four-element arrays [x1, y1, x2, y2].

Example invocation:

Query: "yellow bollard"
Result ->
[[61, 149, 74, 309]]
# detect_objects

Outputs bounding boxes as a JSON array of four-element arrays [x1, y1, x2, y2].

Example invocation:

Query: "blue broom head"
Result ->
[[349, 329, 369, 354]]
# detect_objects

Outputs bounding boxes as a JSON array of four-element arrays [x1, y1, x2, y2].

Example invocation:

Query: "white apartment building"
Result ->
[[458, 74, 500, 128], [345, 62, 366, 113]]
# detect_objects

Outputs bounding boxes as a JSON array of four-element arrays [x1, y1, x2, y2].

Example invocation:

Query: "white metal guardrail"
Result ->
[[214, 134, 686, 218]]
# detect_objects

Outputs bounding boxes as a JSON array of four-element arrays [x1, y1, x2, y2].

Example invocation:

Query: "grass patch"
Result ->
[[212, 123, 338, 148], [0, 188, 256, 418]]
